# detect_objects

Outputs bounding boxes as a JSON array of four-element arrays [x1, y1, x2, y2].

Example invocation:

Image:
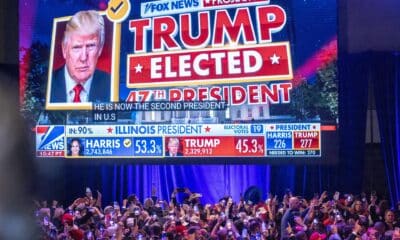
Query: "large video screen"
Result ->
[[20, 0, 338, 163]]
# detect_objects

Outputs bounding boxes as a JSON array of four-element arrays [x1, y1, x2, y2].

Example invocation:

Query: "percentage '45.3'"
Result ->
[[235, 138, 261, 153]]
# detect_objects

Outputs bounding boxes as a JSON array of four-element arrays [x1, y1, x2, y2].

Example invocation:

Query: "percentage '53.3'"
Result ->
[[134, 139, 157, 154]]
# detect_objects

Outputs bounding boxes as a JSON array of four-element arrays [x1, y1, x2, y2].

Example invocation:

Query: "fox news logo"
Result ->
[[141, 0, 200, 17], [36, 126, 65, 157], [141, 0, 268, 17]]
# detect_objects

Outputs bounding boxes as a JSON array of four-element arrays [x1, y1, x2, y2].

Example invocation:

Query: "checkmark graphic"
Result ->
[[111, 1, 124, 13], [107, 0, 131, 23]]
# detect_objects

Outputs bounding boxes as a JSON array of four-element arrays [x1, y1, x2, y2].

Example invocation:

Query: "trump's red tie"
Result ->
[[73, 84, 83, 103]]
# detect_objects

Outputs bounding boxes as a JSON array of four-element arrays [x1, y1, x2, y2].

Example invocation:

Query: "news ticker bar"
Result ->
[[92, 101, 228, 122], [93, 101, 228, 111], [35, 123, 321, 158]]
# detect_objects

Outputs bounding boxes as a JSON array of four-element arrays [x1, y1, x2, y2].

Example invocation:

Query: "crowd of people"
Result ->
[[35, 188, 400, 240]]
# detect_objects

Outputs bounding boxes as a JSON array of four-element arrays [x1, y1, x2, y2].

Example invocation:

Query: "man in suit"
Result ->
[[166, 137, 183, 157], [50, 10, 110, 103]]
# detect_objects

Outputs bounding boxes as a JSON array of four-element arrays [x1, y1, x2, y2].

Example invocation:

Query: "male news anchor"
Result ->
[[50, 10, 110, 103]]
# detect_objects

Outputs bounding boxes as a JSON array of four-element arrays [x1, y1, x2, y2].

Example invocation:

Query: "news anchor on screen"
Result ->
[[166, 138, 183, 157], [49, 10, 110, 104], [68, 138, 84, 156]]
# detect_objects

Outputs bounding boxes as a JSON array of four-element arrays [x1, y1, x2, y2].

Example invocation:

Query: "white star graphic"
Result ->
[[270, 54, 280, 64], [135, 64, 143, 73]]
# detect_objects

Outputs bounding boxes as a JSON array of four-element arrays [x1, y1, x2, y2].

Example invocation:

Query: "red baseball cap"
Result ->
[[69, 229, 84, 240], [62, 213, 74, 226], [309, 232, 327, 240]]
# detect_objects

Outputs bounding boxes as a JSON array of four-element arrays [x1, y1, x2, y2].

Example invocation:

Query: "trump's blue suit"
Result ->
[[50, 67, 111, 103]]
